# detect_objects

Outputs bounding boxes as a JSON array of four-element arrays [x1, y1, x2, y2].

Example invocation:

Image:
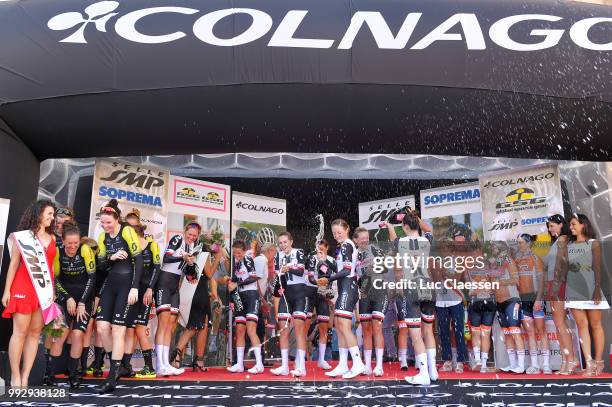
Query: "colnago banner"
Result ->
[[420, 182, 483, 242], [88, 158, 169, 248], [0, 198, 10, 271], [480, 164, 563, 241], [358, 195, 416, 231], [232, 191, 286, 230]]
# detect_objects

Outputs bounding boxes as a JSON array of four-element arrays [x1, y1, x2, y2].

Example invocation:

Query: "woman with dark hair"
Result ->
[[155, 221, 201, 376], [565, 214, 609, 376], [46, 220, 96, 388], [544, 214, 578, 375], [170, 232, 222, 372], [2, 199, 57, 387], [124, 209, 161, 378], [94, 199, 144, 393]]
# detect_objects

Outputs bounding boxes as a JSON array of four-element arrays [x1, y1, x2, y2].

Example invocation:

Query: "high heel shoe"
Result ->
[[595, 360, 605, 376], [559, 360, 580, 375], [582, 359, 597, 377], [555, 360, 567, 375], [192, 356, 207, 372], [170, 348, 184, 369]]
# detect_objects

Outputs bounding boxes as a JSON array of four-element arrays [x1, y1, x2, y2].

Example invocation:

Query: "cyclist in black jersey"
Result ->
[[42, 206, 75, 382], [319, 219, 365, 379], [94, 200, 144, 393], [306, 239, 336, 370], [124, 210, 161, 378], [354, 226, 389, 377], [45, 221, 95, 389], [270, 232, 308, 377], [154, 222, 200, 376]]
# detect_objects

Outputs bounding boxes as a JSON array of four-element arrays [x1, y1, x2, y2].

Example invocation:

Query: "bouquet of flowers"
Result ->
[[42, 313, 66, 338], [200, 227, 226, 253]]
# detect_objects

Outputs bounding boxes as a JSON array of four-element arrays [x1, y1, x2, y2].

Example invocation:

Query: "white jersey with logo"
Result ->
[[235, 255, 259, 292], [336, 239, 358, 279], [162, 234, 194, 275], [276, 248, 306, 286], [396, 235, 431, 282]]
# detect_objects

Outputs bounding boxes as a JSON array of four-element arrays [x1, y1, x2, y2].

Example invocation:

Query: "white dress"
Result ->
[[565, 239, 609, 310]]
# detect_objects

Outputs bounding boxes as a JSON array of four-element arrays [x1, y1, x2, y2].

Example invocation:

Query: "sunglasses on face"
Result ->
[[56, 208, 73, 217]]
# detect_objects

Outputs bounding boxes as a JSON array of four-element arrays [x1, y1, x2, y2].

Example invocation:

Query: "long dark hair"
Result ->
[[569, 213, 597, 241], [546, 214, 569, 242], [18, 199, 56, 234]]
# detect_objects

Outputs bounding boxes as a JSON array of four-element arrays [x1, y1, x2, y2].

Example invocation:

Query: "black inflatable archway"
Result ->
[[1, 0, 612, 272]]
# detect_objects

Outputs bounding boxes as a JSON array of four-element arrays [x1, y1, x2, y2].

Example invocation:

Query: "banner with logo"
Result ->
[[0, 198, 9, 271], [231, 192, 286, 245], [166, 175, 231, 368], [420, 182, 483, 242], [480, 164, 563, 242], [88, 159, 169, 248], [358, 195, 415, 242]]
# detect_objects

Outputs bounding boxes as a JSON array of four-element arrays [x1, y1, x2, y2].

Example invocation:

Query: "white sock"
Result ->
[[155, 345, 163, 370], [339, 348, 348, 369], [507, 349, 517, 368], [530, 351, 539, 368], [162, 345, 170, 368], [253, 345, 262, 367], [426, 348, 437, 373], [236, 347, 245, 367], [399, 348, 407, 365], [364, 349, 372, 368], [542, 350, 550, 367], [376, 348, 384, 369], [451, 347, 458, 364], [416, 353, 429, 376], [481, 352, 488, 366], [297, 349, 305, 371], [473, 346, 481, 362], [517, 350, 525, 369], [281, 349, 289, 370], [318, 343, 326, 363], [349, 346, 362, 364]]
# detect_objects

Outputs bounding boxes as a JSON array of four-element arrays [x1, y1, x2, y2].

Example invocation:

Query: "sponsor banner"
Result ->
[[358, 195, 416, 231], [166, 176, 231, 367], [232, 191, 286, 227], [88, 159, 169, 248], [480, 164, 563, 241], [169, 176, 230, 221], [0, 198, 9, 270], [420, 182, 481, 219]]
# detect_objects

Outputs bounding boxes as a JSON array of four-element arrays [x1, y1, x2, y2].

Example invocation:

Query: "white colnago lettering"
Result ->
[[115, 7, 198, 44], [337, 11, 421, 50], [411, 13, 486, 50], [489, 14, 564, 51], [570, 17, 612, 51], [193, 8, 273, 46], [268, 10, 334, 48]]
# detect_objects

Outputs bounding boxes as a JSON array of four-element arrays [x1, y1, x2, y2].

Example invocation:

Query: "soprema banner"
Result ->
[[89, 158, 169, 249], [480, 164, 563, 242]]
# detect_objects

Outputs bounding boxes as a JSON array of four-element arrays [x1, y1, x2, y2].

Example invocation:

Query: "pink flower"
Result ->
[[212, 243, 221, 253]]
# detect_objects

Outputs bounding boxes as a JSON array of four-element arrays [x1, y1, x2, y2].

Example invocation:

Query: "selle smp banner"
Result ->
[[479, 164, 563, 242], [359, 195, 416, 231], [1, 0, 611, 104], [89, 158, 169, 249]]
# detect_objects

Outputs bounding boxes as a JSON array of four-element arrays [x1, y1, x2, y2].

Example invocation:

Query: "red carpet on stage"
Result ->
[[80, 361, 612, 382]]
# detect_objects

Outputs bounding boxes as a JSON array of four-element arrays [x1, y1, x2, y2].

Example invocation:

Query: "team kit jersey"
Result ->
[[305, 254, 337, 321], [276, 248, 307, 320], [333, 239, 359, 320], [156, 234, 195, 314], [357, 244, 389, 322], [130, 237, 161, 326], [231, 255, 262, 324], [96, 224, 143, 326], [394, 234, 435, 327], [53, 244, 97, 331]]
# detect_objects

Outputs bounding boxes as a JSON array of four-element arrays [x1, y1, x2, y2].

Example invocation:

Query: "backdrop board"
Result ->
[[358, 195, 416, 243], [88, 158, 169, 249], [480, 164, 563, 244], [167, 176, 231, 368], [420, 182, 483, 242]]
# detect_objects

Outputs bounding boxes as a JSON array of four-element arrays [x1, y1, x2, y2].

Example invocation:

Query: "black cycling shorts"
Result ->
[[155, 271, 180, 315]]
